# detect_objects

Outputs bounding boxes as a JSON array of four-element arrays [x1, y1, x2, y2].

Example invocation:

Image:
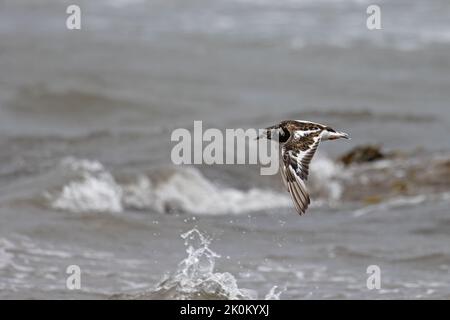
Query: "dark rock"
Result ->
[[339, 145, 385, 166]]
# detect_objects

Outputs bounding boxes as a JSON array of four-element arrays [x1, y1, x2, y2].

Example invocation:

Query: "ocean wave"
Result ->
[[0, 234, 151, 295], [46, 158, 124, 214], [7, 85, 138, 116], [0, 238, 18, 271], [308, 157, 344, 203], [89, 0, 450, 51], [45, 157, 292, 215], [139, 229, 256, 300], [293, 110, 437, 124], [114, 229, 282, 300], [43, 149, 450, 216], [392, 252, 450, 265], [104, 0, 145, 8], [352, 194, 430, 217]]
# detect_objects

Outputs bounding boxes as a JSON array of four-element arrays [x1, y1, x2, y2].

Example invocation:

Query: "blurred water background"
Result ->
[[0, 0, 450, 299]]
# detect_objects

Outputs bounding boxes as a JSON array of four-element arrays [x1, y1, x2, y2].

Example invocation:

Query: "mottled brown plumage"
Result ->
[[280, 120, 325, 132], [261, 120, 349, 215], [286, 130, 321, 152]]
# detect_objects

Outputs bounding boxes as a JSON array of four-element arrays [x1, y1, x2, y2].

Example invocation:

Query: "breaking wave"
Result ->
[[115, 229, 282, 300], [45, 157, 292, 215], [43, 149, 450, 216], [352, 193, 450, 217], [47, 158, 124, 214], [308, 157, 344, 204]]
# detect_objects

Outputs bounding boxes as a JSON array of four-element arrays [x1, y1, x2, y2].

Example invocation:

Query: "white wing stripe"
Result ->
[[280, 132, 321, 215]]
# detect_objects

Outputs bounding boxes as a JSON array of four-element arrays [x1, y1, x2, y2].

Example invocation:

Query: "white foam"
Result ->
[[309, 156, 344, 202], [137, 229, 284, 300], [0, 238, 15, 270], [264, 285, 285, 300], [148, 229, 257, 300], [47, 158, 292, 215], [140, 167, 292, 215], [47, 158, 123, 214]]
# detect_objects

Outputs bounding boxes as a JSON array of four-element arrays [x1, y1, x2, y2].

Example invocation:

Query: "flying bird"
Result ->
[[258, 120, 350, 215]]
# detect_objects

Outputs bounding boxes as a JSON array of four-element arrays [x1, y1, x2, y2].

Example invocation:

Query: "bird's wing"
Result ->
[[280, 132, 321, 215]]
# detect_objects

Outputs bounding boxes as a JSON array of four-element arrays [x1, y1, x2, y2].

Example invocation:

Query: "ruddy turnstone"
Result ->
[[259, 120, 350, 215]]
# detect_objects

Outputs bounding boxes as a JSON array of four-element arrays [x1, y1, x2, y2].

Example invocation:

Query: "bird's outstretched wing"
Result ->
[[280, 132, 321, 215]]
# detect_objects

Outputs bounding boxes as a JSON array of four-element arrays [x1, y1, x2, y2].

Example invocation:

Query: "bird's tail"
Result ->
[[256, 125, 280, 140]]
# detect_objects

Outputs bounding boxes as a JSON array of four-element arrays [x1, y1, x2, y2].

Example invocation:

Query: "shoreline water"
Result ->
[[1, 0, 450, 299]]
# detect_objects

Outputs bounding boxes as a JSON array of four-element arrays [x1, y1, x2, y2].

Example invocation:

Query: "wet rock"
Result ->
[[363, 195, 383, 205], [339, 145, 385, 166], [391, 180, 409, 194], [439, 160, 450, 170]]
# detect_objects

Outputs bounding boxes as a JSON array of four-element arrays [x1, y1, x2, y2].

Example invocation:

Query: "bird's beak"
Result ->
[[331, 132, 350, 140]]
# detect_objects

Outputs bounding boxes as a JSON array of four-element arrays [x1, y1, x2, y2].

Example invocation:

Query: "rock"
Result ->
[[391, 180, 408, 194], [363, 195, 383, 205], [339, 145, 385, 166]]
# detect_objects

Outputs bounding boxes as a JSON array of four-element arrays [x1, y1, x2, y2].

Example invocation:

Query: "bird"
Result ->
[[258, 120, 350, 215]]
